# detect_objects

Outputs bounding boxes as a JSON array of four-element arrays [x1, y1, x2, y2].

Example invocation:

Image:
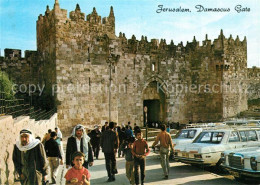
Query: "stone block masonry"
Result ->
[[248, 67, 260, 100], [37, 0, 248, 133], [2, 0, 258, 135], [0, 49, 42, 86]]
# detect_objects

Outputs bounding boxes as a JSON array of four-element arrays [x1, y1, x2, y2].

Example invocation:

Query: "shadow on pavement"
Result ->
[[91, 160, 243, 185]]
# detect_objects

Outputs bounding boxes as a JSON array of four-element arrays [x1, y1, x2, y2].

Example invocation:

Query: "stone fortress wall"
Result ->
[[247, 67, 260, 100], [0, 114, 57, 185], [36, 0, 248, 133], [0, 49, 42, 87], [0, 0, 259, 134]]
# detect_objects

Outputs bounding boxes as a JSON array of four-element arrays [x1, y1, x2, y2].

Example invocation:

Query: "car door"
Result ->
[[227, 131, 242, 149], [239, 131, 248, 148], [246, 130, 259, 147]]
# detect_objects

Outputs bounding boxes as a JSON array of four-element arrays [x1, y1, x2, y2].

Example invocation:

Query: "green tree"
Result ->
[[0, 71, 15, 99]]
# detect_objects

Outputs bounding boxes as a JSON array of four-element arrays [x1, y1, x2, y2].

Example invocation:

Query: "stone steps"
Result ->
[[238, 110, 260, 119], [140, 127, 177, 141]]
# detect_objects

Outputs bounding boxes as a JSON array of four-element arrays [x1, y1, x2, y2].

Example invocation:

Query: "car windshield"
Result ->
[[175, 130, 197, 139], [193, 131, 224, 144]]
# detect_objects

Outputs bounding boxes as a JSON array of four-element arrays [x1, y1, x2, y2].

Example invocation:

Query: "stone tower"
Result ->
[[36, 0, 248, 133]]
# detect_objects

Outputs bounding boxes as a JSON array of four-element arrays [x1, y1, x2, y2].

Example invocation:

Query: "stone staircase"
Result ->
[[141, 127, 177, 141], [237, 109, 260, 119]]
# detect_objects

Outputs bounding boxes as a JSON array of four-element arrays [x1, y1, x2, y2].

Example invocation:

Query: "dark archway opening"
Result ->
[[143, 81, 167, 128], [143, 99, 160, 125]]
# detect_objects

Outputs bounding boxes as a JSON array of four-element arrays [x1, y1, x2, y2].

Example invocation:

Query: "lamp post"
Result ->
[[106, 48, 120, 123]]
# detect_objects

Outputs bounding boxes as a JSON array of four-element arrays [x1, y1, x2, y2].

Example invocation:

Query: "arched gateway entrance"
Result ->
[[143, 79, 168, 127]]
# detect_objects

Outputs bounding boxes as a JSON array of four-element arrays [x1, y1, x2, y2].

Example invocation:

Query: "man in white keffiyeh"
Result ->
[[66, 124, 94, 169], [13, 129, 48, 185]]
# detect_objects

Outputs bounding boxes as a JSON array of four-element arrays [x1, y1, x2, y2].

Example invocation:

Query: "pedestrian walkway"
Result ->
[[53, 140, 245, 185], [13, 139, 245, 185], [88, 152, 244, 185]]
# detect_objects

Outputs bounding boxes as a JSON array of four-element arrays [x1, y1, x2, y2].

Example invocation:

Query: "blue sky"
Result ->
[[0, 0, 259, 67]]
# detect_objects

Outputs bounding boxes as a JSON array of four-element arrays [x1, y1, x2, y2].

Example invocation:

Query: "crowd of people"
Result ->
[[12, 121, 174, 185]]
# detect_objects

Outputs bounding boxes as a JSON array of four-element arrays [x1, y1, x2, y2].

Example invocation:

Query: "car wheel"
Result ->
[[234, 174, 245, 182], [214, 160, 226, 173], [190, 164, 200, 168]]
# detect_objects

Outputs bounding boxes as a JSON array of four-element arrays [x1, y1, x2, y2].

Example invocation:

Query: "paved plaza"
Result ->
[[53, 141, 245, 185]]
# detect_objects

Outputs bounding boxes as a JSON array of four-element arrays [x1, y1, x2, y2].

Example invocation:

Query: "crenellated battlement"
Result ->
[[0, 49, 41, 86], [117, 29, 246, 58], [37, 1, 115, 40], [248, 66, 260, 78], [36, 0, 247, 72], [2, 0, 254, 132], [2, 49, 38, 60], [4, 49, 22, 60]]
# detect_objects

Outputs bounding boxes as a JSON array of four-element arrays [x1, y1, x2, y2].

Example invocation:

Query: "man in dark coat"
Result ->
[[66, 124, 94, 169], [102, 121, 108, 133], [13, 129, 48, 185], [101, 122, 119, 182], [90, 125, 102, 159]]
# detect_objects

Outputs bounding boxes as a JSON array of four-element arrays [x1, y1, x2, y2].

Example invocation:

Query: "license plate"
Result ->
[[230, 171, 239, 178]]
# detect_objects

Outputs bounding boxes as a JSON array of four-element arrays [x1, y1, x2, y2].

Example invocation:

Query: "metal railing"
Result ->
[[0, 91, 56, 120], [28, 108, 56, 121], [0, 91, 5, 116], [36, 108, 56, 121], [5, 99, 31, 118], [0, 92, 31, 118]]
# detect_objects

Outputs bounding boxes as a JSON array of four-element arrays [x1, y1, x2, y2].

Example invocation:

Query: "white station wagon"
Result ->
[[173, 128, 203, 147], [221, 145, 260, 179], [174, 127, 260, 166], [173, 123, 226, 147]]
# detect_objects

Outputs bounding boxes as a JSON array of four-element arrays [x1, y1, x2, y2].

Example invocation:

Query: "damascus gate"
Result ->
[[2, 0, 259, 134]]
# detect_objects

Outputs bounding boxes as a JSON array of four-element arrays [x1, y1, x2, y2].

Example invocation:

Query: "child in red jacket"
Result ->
[[65, 151, 90, 185]]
